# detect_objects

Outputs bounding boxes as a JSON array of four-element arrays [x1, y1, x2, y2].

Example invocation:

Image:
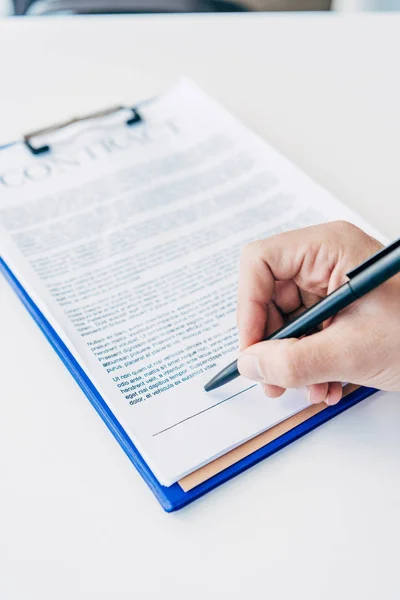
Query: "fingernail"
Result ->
[[238, 353, 264, 382], [325, 392, 331, 406], [307, 386, 319, 404]]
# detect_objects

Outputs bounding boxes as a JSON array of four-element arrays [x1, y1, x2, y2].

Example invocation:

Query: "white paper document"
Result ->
[[0, 80, 380, 485]]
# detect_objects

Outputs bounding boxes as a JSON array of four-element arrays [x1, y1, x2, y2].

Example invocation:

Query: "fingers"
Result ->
[[261, 381, 343, 405], [239, 330, 345, 405], [326, 382, 343, 405], [265, 302, 283, 337], [237, 244, 274, 349], [261, 383, 286, 398], [237, 325, 349, 389], [307, 382, 342, 406], [237, 221, 381, 352], [273, 280, 301, 314], [308, 382, 329, 404], [237, 225, 338, 350], [237, 280, 300, 350]]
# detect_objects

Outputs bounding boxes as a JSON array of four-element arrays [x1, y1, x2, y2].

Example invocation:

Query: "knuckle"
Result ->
[[240, 241, 261, 264], [326, 220, 382, 268], [329, 219, 360, 239]]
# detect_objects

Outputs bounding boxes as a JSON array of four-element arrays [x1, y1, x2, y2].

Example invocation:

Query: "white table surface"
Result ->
[[1, 13, 400, 600]]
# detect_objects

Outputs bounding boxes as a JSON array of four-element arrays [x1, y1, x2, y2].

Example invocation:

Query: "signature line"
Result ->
[[152, 384, 257, 437]]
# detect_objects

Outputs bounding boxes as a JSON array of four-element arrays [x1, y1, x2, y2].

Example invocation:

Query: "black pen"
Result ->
[[204, 235, 400, 392]]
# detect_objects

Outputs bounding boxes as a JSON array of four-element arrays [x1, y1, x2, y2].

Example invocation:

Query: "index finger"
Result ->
[[236, 226, 330, 350]]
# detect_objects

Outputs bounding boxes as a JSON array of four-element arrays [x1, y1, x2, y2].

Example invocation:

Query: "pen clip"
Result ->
[[346, 236, 400, 279]]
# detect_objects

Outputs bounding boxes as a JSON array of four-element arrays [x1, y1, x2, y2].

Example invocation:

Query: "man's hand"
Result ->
[[237, 221, 400, 405]]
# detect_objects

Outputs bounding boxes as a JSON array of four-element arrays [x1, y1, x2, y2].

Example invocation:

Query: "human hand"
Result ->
[[237, 221, 400, 405]]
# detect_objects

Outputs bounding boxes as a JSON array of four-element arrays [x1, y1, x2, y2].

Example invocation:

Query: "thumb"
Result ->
[[237, 327, 347, 389]]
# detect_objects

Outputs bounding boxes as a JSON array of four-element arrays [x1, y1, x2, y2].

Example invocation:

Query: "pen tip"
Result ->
[[204, 360, 239, 392], [204, 378, 218, 393]]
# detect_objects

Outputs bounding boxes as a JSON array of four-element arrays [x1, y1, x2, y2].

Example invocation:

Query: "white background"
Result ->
[[1, 13, 400, 600]]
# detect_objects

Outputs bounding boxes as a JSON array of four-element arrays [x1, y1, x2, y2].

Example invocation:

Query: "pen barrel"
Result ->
[[348, 243, 400, 298], [269, 283, 357, 341]]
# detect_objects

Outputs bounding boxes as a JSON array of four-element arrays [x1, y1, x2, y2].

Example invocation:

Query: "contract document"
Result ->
[[0, 80, 378, 486]]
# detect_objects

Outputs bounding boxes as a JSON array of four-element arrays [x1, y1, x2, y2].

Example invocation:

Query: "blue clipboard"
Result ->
[[0, 131, 378, 512]]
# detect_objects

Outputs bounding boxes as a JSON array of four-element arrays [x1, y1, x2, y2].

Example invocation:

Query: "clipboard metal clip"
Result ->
[[24, 105, 142, 156]]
